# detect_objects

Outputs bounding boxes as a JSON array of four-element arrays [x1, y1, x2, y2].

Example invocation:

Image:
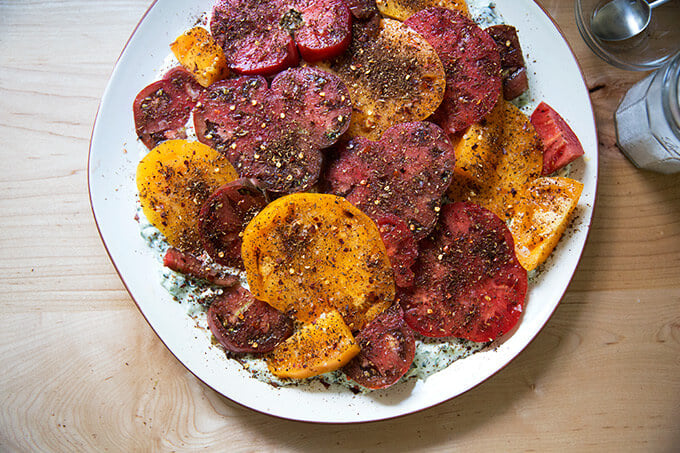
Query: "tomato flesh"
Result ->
[[199, 178, 267, 268], [399, 202, 528, 342], [343, 304, 415, 389], [132, 67, 202, 149], [207, 286, 294, 354], [530, 101, 585, 175], [211, 0, 351, 76]]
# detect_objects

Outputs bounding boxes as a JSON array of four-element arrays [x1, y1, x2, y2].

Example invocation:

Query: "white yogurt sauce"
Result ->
[[467, 1, 503, 27], [136, 0, 516, 391], [139, 215, 491, 390]]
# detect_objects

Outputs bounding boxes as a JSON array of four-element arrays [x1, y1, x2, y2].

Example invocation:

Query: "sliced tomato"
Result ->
[[294, 0, 352, 62], [486, 24, 528, 100], [343, 304, 415, 389], [530, 102, 585, 175], [194, 68, 350, 193], [404, 7, 502, 135], [266, 310, 360, 378], [163, 247, 239, 287], [133, 67, 203, 149], [325, 121, 456, 240], [210, 0, 351, 76], [210, 0, 299, 76], [207, 286, 294, 354], [199, 178, 267, 268], [399, 202, 527, 342]]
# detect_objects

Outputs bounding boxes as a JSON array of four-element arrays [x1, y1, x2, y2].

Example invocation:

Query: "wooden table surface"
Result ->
[[1, 0, 679, 451]]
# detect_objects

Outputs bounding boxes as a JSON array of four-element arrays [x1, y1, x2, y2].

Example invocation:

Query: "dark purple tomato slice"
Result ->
[[163, 247, 239, 287], [293, 0, 353, 62], [193, 76, 270, 157], [269, 66, 352, 148], [207, 286, 294, 354], [199, 178, 267, 268], [133, 67, 203, 149], [343, 304, 415, 389], [325, 121, 455, 240], [405, 8, 502, 135], [399, 202, 528, 342], [376, 215, 418, 288], [486, 24, 529, 100], [211, 0, 299, 76], [194, 68, 350, 193], [341, 0, 378, 19]]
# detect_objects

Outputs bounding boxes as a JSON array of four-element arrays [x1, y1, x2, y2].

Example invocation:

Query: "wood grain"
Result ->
[[1, 0, 679, 451]]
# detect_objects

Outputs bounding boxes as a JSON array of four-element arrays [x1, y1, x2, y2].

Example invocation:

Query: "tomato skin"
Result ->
[[343, 304, 415, 389], [400, 202, 527, 342], [163, 247, 239, 287], [530, 101, 585, 175], [207, 286, 294, 354]]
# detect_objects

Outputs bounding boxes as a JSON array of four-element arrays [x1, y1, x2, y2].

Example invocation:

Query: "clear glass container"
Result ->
[[614, 54, 680, 173], [575, 0, 680, 71]]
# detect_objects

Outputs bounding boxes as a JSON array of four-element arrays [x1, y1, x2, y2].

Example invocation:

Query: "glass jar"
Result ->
[[614, 53, 680, 173]]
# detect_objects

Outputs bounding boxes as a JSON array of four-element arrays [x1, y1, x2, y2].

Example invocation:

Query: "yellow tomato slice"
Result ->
[[509, 177, 584, 271], [136, 139, 238, 252], [448, 99, 543, 219], [241, 193, 395, 330], [376, 0, 469, 21], [316, 18, 445, 140], [266, 310, 360, 379], [170, 27, 230, 87]]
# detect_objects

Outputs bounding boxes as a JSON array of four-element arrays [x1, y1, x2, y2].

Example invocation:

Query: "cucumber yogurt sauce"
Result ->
[[137, 0, 506, 392]]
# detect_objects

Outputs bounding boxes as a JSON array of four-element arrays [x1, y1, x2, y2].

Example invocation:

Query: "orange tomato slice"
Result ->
[[170, 27, 229, 87], [509, 177, 584, 271], [241, 193, 395, 330], [447, 101, 584, 270], [266, 310, 360, 379], [376, 0, 469, 21], [316, 18, 445, 140]]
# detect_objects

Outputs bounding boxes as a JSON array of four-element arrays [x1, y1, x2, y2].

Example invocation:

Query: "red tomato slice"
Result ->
[[404, 7, 502, 135], [399, 202, 528, 342], [163, 248, 239, 287], [210, 0, 299, 76], [207, 286, 294, 354], [343, 304, 415, 389], [530, 101, 585, 175], [210, 0, 351, 76], [294, 0, 352, 62]]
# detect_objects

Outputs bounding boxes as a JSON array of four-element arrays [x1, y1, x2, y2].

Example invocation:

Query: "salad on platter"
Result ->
[[130, 0, 587, 393]]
